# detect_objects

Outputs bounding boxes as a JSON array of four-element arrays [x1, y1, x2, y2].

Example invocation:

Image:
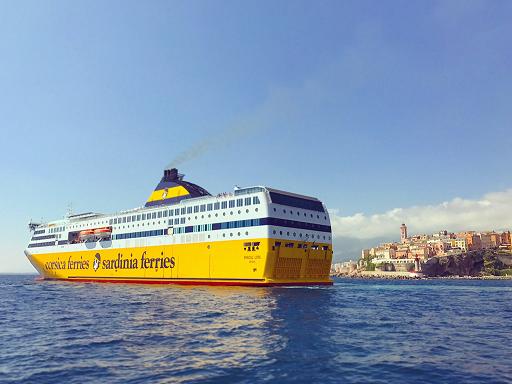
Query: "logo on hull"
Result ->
[[93, 253, 101, 271]]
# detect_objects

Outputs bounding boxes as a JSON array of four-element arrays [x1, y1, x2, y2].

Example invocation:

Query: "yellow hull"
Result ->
[[26, 238, 333, 286]]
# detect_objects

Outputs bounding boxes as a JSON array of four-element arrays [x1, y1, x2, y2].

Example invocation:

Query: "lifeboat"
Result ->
[[78, 229, 95, 241], [94, 227, 112, 239]]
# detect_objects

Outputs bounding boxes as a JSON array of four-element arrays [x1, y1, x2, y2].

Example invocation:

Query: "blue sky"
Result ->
[[1, 0, 511, 272]]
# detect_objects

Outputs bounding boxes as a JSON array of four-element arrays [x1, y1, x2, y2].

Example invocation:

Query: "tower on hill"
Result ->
[[400, 223, 408, 243]]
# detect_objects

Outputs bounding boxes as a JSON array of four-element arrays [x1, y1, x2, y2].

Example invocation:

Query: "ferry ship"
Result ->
[[25, 168, 333, 286]]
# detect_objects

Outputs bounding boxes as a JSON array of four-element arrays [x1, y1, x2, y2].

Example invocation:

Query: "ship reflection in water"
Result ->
[[1, 276, 511, 383]]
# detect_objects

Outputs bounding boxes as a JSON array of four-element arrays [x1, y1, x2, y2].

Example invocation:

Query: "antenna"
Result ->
[[66, 202, 73, 218]]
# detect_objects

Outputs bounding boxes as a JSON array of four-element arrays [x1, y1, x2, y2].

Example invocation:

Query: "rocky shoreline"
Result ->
[[333, 249, 512, 280], [332, 272, 512, 280]]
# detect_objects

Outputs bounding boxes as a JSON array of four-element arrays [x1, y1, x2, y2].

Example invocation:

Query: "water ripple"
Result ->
[[1, 276, 512, 383]]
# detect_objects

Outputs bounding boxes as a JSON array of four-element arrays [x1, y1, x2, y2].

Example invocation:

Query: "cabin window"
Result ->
[[229, 200, 235, 208], [187, 207, 192, 214], [236, 199, 243, 207], [214, 202, 220, 210], [245, 197, 251, 206], [207, 203, 213, 211], [253, 196, 260, 204], [181, 208, 186, 215], [221, 201, 227, 209], [152, 212, 156, 219], [194, 206, 199, 213], [137, 214, 141, 221], [122, 217, 127, 223], [157, 211, 162, 218], [200, 204, 206, 212]]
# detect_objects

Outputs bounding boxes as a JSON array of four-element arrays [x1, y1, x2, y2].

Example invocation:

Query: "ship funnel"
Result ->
[[145, 167, 210, 207], [164, 168, 179, 181]]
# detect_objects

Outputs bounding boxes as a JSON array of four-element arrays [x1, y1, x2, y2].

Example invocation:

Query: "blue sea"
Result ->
[[1, 276, 511, 383]]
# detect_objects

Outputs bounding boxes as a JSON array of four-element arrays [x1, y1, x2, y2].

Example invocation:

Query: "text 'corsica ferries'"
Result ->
[[25, 168, 333, 286]]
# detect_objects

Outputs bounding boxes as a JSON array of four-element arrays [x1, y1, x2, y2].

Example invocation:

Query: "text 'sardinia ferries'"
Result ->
[[25, 168, 333, 286]]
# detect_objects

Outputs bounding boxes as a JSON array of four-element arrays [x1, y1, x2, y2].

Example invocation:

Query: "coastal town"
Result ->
[[332, 223, 512, 278]]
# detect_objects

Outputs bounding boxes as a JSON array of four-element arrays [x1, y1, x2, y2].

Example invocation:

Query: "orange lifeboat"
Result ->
[[94, 227, 112, 234], [78, 229, 95, 241], [79, 229, 95, 236], [94, 227, 112, 239]]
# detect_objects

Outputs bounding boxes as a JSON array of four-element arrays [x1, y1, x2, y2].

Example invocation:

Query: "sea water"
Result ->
[[1, 275, 511, 383]]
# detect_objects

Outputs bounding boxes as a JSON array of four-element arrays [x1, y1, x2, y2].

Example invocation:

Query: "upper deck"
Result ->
[[27, 171, 331, 252]]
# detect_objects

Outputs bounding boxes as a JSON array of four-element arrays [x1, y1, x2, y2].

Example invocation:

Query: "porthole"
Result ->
[[283, 209, 286, 213], [223, 233, 226, 237], [255, 208, 258, 212], [273, 208, 276, 212], [238, 232, 241, 236], [223, 212, 226, 216], [230, 212, 233, 215], [297, 212, 300, 216], [245, 231, 248, 235], [293, 232, 296, 236], [246, 209, 249, 213], [287, 232, 290, 236], [238, 210, 241, 214], [201, 215, 204, 219], [208, 214, 211, 218], [273, 230, 276, 234], [230, 233, 233, 237], [280, 231, 283, 235], [195, 216, 197, 220], [215, 213, 218, 217]]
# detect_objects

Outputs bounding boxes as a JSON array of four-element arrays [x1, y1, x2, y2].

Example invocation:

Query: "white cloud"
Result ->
[[330, 189, 512, 240]]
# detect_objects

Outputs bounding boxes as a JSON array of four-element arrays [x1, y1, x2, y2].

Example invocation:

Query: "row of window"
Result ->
[[173, 219, 263, 234], [171, 217, 331, 235], [269, 192, 324, 212], [113, 229, 165, 240], [31, 234, 55, 241], [275, 241, 329, 250], [273, 229, 329, 241], [49, 227, 64, 233], [28, 241, 56, 248], [273, 207, 327, 221], [110, 197, 261, 226], [33, 229, 45, 235]]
